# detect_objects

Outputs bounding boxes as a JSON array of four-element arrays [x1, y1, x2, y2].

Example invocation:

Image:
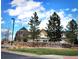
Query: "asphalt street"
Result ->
[[1, 52, 52, 59]]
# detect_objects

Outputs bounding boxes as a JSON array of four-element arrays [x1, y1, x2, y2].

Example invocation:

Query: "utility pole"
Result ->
[[12, 18, 15, 42]]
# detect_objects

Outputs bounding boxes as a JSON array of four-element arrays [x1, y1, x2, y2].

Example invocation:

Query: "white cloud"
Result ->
[[6, 7, 22, 16], [5, 0, 76, 30], [5, 0, 46, 29], [38, 9, 55, 29], [64, 8, 69, 11], [1, 29, 8, 33], [72, 8, 77, 12], [12, 9, 74, 30], [1, 28, 12, 40], [10, 0, 26, 7], [6, 0, 45, 20], [10, 0, 33, 7], [39, 10, 73, 30], [57, 10, 73, 29], [8, 35, 12, 41], [15, 19, 29, 26], [1, 29, 12, 36], [39, 17, 49, 30], [1, 17, 4, 24]]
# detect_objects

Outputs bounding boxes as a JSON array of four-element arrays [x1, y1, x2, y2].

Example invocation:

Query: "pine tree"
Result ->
[[47, 12, 62, 42], [66, 19, 78, 45], [29, 12, 40, 42]]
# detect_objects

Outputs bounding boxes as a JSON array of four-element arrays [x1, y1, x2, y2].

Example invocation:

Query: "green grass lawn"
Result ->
[[10, 48, 78, 56]]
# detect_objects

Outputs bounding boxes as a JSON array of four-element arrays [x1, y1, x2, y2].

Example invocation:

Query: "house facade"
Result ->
[[15, 27, 68, 43], [15, 27, 49, 42], [37, 29, 48, 42], [14, 27, 30, 42]]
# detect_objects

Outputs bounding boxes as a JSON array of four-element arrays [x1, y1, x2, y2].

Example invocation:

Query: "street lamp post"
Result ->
[[12, 18, 15, 44]]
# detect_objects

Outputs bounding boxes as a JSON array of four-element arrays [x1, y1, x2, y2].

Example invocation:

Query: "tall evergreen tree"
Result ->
[[66, 19, 78, 44], [29, 12, 40, 42], [47, 12, 62, 42]]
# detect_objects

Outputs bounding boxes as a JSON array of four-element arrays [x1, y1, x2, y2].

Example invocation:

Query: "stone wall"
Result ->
[[13, 42, 73, 48]]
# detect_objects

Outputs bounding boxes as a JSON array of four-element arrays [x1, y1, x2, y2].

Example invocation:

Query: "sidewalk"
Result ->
[[64, 56, 78, 59], [1, 48, 78, 59]]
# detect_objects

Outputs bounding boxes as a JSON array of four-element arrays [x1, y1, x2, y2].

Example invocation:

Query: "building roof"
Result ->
[[19, 27, 26, 30]]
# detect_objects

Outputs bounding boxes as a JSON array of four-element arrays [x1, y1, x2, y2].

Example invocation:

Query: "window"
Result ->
[[43, 40, 47, 42]]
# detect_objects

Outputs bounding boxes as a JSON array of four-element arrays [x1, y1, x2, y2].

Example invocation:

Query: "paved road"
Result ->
[[1, 52, 52, 59], [1, 50, 77, 59]]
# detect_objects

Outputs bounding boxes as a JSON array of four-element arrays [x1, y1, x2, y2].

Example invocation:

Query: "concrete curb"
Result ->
[[1, 49, 64, 59]]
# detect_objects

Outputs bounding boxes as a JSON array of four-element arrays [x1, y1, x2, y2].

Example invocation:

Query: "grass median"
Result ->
[[9, 48, 78, 56]]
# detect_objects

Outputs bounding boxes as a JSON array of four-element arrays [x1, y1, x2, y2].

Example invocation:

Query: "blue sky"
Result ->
[[1, 0, 78, 40]]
